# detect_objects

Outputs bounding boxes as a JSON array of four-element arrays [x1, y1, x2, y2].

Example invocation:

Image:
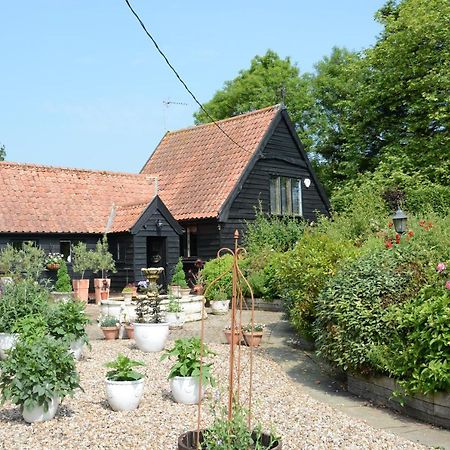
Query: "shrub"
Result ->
[[92, 235, 116, 278], [0, 242, 45, 281], [202, 255, 234, 301], [11, 314, 49, 344], [0, 280, 50, 334], [171, 258, 188, 288], [313, 249, 424, 373], [105, 354, 145, 381], [55, 261, 72, 292], [276, 231, 357, 338]]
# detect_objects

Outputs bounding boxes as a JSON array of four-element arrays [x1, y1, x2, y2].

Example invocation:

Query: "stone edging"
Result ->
[[347, 374, 450, 429]]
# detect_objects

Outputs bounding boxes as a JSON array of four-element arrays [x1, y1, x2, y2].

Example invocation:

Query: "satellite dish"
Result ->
[[304, 178, 311, 188]]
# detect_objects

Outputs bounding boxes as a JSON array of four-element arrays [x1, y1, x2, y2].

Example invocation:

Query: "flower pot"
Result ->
[[193, 284, 204, 295], [0, 333, 18, 359], [165, 311, 186, 330], [46, 263, 60, 270], [124, 324, 134, 340], [69, 338, 85, 360], [223, 329, 241, 345], [170, 376, 204, 404], [133, 322, 169, 352], [177, 430, 281, 450], [170, 285, 181, 298], [100, 290, 109, 300], [105, 378, 144, 411], [94, 278, 110, 304], [123, 292, 133, 302], [180, 288, 191, 298], [50, 291, 73, 303], [101, 326, 119, 340], [100, 300, 123, 320], [210, 300, 230, 315], [72, 279, 90, 302], [22, 396, 60, 423], [243, 331, 264, 347]]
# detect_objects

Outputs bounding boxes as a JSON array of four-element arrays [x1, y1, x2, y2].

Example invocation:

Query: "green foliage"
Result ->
[[314, 249, 424, 373], [370, 286, 450, 396], [47, 300, 90, 344], [166, 291, 182, 313], [105, 353, 145, 381], [100, 315, 118, 327], [11, 314, 48, 344], [202, 255, 233, 301], [92, 235, 116, 278], [55, 261, 72, 292], [0, 242, 45, 281], [0, 144, 5, 161], [171, 257, 188, 288], [161, 337, 216, 386], [0, 335, 80, 410], [0, 280, 50, 333], [277, 231, 358, 338], [135, 296, 164, 324], [71, 242, 94, 279]]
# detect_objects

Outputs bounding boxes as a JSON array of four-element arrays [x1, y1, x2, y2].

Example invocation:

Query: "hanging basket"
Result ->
[[46, 263, 60, 270]]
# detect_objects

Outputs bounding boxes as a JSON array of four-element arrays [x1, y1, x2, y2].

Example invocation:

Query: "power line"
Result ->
[[123, 0, 253, 155]]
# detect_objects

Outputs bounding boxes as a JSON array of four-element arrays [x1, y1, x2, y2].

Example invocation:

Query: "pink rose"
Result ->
[[446, 280, 450, 290], [436, 262, 447, 273]]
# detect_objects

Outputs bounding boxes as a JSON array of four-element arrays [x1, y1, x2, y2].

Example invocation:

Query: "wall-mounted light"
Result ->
[[156, 219, 163, 230], [304, 178, 311, 188]]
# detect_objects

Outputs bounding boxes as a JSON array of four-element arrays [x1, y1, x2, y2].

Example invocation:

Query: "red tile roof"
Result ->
[[109, 202, 148, 233], [141, 105, 281, 221], [0, 162, 154, 233]]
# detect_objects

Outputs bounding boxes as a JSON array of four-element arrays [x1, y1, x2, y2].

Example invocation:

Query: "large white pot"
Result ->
[[210, 300, 230, 315], [170, 376, 204, 404], [22, 396, 60, 423], [0, 333, 18, 360], [105, 378, 144, 411], [69, 338, 84, 360], [100, 300, 123, 320], [133, 322, 169, 352], [165, 312, 186, 330]]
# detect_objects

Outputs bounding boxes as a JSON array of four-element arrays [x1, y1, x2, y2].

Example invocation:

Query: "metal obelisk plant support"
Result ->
[[197, 230, 256, 443]]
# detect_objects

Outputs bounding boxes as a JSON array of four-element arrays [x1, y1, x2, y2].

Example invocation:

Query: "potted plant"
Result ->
[[0, 242, 46, 282], [242, 323, 266, 347], [0, 335, 81, 423], [50, 260, 73, 303], [45, 252, 63, 271], [188, 259, 205, 295], [223, 325, 242, 345], [92, 235, 116, 304], [165, 289, 185, 330], [122, 286, 133, 302], [47, 300, 91, 360], [171, 258, 189, 297], [105, 353, 145, 411], [210, 289, 230, 315], [161, 337, 215, 405], [99, 315, 119, 340], [71, 242, 95, 302]]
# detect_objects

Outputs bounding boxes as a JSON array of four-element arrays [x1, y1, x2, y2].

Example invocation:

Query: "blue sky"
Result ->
[[0, 1, 385, 173]]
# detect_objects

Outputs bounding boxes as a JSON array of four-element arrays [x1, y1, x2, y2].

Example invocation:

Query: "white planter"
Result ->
[[210, 300, 230, 315], [170, 376, 204, 404], [122, 293, 133, 302], [100, 300, 124, 320], [133, 322, 169, 352], [105, 378, 144, 411], [180, 288, 191, 298], [69, 338, 84, 360], [165, 311, 186, 329], [22, 396, 60, 423], [0, 333, 18, 360], [50, 292, 73, 303]]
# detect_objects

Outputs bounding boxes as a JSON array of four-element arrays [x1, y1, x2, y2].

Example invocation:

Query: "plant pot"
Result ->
[[123, 292, 133, 302], [105, 378, 144, 411], [100, 291, 109, 300], [165, 311, 186, 330], [72, 279, 90, 302], [180, 288, 191, 298], [210, 300, 230, 315], [170, 285, 181, 298], [22, 396, 60, 423], [94, 278, 110, 304], [177, 430, 281, 450], [133, 322, 169, 352], [46, 263, 60, 270], [193, 284, 204, 295], [50, 291, 73, 303], [0, 333, 18, 359], [170, 376, 204, 404], [124, 324, 134, 340], [101, 326, 119, 340], [223, 329, 241, 345], [243, 331, 264, 347], [69, 338, 85, 360]]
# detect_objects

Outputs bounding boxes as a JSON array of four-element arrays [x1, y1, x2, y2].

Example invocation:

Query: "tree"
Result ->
[[194, 50, 314, 149], [0, 144, 5, 161]]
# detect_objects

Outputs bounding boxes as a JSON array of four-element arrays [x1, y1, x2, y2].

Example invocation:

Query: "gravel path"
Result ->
[[0, 340, 426, 450]]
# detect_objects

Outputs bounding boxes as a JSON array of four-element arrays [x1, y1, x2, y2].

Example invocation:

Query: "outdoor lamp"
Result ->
[[155, 219, 163, 230], [392, 208, 408, 234]]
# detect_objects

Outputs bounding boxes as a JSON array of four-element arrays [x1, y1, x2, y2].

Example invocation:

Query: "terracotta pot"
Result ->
[[72, 279, 90, 302], [243, 331, 264, 347], [193, 284, 204, 295], [223, 329, 241, 345], [101, 326, 119, 340], [124, 324, 134, 340], [177, 430, 281, 450], [94, 278, 110, 304], [46, 263, 60, 270], [100, 290, 109, 300]]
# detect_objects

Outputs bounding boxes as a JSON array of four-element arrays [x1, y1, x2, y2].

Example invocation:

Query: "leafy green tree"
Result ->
[[194, 50, 314, 148], [0, 144, 5, 161]]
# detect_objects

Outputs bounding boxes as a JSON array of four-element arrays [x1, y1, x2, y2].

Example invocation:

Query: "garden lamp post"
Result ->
[[392, 208, 408, 234]]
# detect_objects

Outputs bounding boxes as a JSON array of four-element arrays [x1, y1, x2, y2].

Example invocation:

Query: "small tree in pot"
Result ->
[[92, 235, 116, 304], [165, 289, 185, 329], [51, 260, 73, 303], [71, 243, 95, 302], [171, 258, 189, 297]]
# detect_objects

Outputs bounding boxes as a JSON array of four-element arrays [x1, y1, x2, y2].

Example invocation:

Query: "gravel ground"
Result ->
[[0, 340, 426, 450]]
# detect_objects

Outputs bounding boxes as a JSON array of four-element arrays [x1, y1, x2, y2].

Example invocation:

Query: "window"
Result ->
[[11, 240, 39, 250], [60, 241, 71, 262], [270, 176, 302, 216]]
